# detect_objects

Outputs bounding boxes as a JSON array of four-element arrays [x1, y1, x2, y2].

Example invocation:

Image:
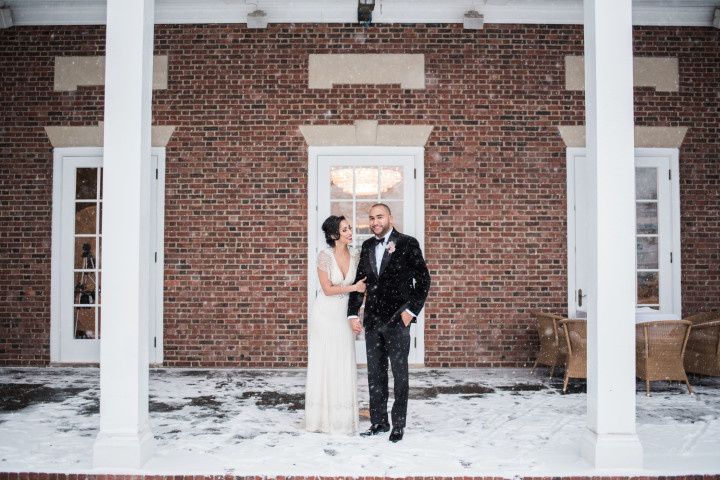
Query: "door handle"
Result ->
[[578, 288, 586, 307]]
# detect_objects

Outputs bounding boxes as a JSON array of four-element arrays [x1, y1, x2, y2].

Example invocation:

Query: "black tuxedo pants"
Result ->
[[365, 321, 412, 428]]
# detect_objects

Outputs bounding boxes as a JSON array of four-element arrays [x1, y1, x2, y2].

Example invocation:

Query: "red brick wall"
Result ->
[[0, 25, 718, 367]]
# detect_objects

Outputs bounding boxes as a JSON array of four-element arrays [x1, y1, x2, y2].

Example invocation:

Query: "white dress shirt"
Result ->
[[374, 228, 393, 273]]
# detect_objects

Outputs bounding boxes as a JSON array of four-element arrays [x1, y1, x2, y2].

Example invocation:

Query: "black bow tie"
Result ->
[[374, 237, 386, 246]]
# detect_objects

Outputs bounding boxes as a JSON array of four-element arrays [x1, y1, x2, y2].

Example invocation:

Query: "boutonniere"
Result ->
[[386, 241, 396, 254]]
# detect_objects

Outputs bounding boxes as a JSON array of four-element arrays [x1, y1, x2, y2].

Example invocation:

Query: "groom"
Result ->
[[347, 203, 431, 442]]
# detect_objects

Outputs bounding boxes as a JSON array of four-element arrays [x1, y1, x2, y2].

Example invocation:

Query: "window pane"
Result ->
[[636, 167, 657, 200], [74, 237, 98, 269], [76, 168, 98, 199], [355, 201, 376, 235], [74, 272, 97, 305], [75, 203, 97, 234], [637, 272, 659, 305], [637, 237, 659, 269], [636, 203, 658, 234], [330, 167, 353, 199], [379, 167, 403, 199], [74, 307, 96, 339], [330, 201, 353, 222], [384, 201, 404, 232], [355, 167, 380, 199]]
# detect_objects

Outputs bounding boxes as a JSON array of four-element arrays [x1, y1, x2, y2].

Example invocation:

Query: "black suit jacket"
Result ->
[[347, 229, 431, 332]]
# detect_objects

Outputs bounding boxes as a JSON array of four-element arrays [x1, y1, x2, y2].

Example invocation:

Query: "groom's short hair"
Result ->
[[371, 203, 392, 216]]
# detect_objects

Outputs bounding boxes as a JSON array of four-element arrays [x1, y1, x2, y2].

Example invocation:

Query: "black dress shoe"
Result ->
[[360, 422, 390, 436], [389, 427, 404, 442]]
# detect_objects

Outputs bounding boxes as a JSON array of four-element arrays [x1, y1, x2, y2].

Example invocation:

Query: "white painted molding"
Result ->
[[309, 54, 425, 89], [45, 124, 176, 147], [4, 0, 718, 27], [300, 121, 433, 146], [566, 56, 679, 92], [557, 126, 688, 148], [54, 55, 168, 92]]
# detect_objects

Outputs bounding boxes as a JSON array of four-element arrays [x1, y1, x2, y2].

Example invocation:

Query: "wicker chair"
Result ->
[[635, 320, 693, 395], [558, 318, 587, 393], [530, 311, 567, 378], [684, 312, 720, 377]]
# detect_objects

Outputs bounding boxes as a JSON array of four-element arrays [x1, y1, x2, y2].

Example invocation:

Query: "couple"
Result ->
[[304, 203, 431, 442]]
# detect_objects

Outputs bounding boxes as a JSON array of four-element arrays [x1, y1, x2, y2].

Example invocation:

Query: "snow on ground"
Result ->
[[0, 367, 719, 477]]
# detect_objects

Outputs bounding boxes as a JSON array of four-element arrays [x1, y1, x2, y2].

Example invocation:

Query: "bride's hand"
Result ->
[[354, 277, 367, 293]]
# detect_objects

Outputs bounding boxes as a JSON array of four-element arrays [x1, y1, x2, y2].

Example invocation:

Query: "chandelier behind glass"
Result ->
[[331, 167, 402, 197]]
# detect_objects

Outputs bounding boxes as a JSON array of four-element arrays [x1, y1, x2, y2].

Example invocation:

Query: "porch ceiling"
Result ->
[[4, 0, 718, 27]]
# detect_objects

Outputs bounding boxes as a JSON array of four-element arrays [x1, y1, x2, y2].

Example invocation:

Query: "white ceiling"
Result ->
[[4, 0, 719, 27]]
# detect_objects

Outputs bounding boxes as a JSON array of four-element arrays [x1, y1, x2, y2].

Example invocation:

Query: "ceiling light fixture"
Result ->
[[358, 0, 375, 26], [0, 5, 13, 29], [247, 9, 267, 29], [330, 168, 402, 197], [463, 10, 484, 30]]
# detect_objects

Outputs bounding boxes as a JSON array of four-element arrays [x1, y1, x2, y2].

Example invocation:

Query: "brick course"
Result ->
[[1, 474, 719, 480], [0, 24, 718, 367]]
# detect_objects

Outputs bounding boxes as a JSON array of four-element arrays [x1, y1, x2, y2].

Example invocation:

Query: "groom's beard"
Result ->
[[373, 225, 391, 238]]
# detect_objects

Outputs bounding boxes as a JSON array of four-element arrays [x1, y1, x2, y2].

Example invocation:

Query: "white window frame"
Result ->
[[566, 147, 682, 321], [307, 146, 426, 365], [50, 147, 166, 363]]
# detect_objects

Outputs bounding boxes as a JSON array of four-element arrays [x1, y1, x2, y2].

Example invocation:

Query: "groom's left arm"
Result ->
[[405, 236, 431, 316]]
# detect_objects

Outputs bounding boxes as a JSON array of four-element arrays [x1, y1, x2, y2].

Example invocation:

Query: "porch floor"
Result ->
[[0, 367, 719, 477]]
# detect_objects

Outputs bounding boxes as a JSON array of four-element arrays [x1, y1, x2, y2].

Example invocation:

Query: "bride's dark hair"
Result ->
[[321, 215, 346, 247]]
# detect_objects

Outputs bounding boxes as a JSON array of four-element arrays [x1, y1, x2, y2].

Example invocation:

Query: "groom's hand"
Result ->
[[401, 311, 413, 327]]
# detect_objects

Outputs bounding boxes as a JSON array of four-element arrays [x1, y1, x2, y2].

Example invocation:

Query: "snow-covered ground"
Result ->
[[0, 367, 718, 477]]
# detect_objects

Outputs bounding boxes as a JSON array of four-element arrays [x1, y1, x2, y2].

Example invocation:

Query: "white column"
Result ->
[[93, 0, 156, 469], [582, 0, 643, 469]]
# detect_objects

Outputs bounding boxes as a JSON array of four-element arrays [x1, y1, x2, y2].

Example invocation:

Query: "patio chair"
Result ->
[[558, 318, 587, 393], [685, 311, 720, 327], [530, 311, 567, 378], [684, 312, 720, 377], [635, 320, 693, 396]]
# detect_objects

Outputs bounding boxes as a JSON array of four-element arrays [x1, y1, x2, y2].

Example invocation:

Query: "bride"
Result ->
[[305, 215, 366, 434]]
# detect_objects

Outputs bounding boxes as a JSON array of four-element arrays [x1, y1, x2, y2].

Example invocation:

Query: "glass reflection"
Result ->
[[637, 272, 660, 305], [330, 167, 353, 199], [75, 168, 98, 199], [637, 237, 659, 269], [635, 167, 657, 200], [75, 203, 96, 235], [74, 307, 96, 339], [74, 238, 97, 270], [636, 203, 658, 234], [380, 167, 403, 199], [74, 272, 97, 305]]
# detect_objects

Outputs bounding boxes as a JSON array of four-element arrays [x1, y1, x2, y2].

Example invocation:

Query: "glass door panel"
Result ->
[[61, 158, 103, 360]]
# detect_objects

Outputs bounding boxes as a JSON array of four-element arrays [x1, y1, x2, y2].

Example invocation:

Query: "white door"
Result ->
[[54, 149, 164, 362], [569, 152, 594, 318], [568, 148, 681, 321], [312, 147, 425, 364]]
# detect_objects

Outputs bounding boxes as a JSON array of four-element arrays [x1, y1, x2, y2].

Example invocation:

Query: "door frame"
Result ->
[[566, 147, 682, 320], [50, 146, 166, 363], [307, 146, 426, 365]]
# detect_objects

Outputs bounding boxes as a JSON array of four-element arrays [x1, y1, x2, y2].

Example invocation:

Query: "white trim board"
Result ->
[[5, 0, 717, 27], [50, 147, 166, 364]]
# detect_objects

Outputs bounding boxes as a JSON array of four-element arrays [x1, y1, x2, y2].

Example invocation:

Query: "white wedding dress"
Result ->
[[304, 246, 359, 434]]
